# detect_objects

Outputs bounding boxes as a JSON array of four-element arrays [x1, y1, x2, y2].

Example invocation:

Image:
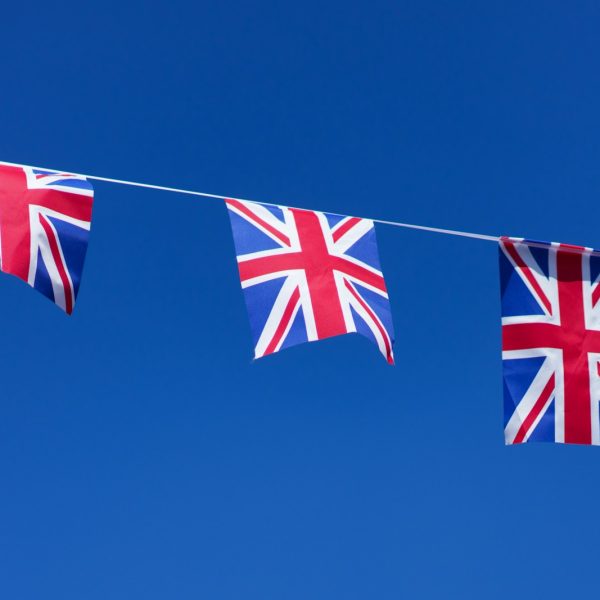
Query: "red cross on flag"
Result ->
[[501, 237, 600, 445]]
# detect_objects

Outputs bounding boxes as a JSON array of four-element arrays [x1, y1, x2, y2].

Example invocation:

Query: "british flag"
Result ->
[[226, 199, 395, 363], [500, 236, 600, 445], [0, 164, 94, 313]]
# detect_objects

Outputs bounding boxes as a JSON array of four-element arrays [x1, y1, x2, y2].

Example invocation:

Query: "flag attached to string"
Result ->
[[226, 199, 395, 363], [0, 165, 94, 314], [500, 237, 600, 445]]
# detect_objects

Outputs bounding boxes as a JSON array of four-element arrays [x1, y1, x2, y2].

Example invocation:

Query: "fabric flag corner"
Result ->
[[0, 164, 94, 314], [226, 198, 395, 363]]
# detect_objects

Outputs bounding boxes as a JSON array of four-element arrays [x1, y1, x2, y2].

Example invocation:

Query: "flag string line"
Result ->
[[3, 159, 596, 256], [0, 160, 501, 243]]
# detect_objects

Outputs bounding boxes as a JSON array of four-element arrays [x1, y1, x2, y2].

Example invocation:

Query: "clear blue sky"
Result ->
[[1, 2, 599, 598]]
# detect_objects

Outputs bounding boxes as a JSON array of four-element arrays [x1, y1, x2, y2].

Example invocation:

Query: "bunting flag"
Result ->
[[226, 199, 395, 363], [0, 165, 94, 313], [500, 237, 600, 445]]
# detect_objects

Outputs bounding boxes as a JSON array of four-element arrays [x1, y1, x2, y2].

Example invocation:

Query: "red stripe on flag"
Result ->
[[344, 279, 393, 364], [226, 199, 290, 247], [513, 374, 555, 444], [263, 286, 301, 356], [332, 217, 362, 243], [592, 284, 600, 308], [503, 241, 552, 314], [39, 214, 74, 314], [557, 250, 592, 444]]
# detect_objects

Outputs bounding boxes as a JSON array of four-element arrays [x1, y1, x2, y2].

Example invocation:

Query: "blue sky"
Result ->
[[1, 1, 600, 598]]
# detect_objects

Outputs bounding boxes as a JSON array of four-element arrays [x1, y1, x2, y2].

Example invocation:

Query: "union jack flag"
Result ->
[[500, 236, 600, 445], [226, 199, 395, 363], [0, 164, 94, 313]]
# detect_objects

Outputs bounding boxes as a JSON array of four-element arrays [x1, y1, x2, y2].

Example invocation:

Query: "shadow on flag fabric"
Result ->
[[0, 164, 94, 314], [500, 236, 600, 445], [226, 199, 395, 363]]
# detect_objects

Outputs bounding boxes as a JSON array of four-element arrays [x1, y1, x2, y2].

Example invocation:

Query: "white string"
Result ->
[[0, 159, 500, 243]]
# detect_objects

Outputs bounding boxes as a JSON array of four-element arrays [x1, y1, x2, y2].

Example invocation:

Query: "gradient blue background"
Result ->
[[1, 2, 599, 598]]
